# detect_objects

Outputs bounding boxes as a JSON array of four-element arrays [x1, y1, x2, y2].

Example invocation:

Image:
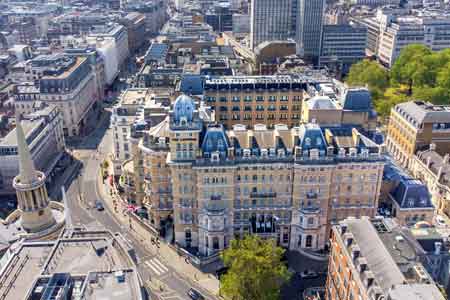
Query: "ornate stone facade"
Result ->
[[136, 94, 385, 256]]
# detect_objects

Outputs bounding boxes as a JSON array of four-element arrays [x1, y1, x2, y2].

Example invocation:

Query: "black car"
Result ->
[[95, 201, 104, 211], [187, 288, 205, 300]]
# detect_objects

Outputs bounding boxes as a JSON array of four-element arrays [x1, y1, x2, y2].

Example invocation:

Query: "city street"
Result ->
[[56, 107, 217, 300]]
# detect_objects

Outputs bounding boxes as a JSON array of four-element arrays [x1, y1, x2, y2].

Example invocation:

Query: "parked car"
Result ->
[[95, 201, 104, 211], [300, 270, 319, 279], [187, 288, 205, 300]]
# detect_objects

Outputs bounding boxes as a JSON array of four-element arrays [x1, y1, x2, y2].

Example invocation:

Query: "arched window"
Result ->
[[304, 137, 311, 146]]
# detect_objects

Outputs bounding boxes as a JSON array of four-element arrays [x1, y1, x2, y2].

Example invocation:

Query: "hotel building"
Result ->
[[203, 75, 307, 129], [134, 94, 385, 256]]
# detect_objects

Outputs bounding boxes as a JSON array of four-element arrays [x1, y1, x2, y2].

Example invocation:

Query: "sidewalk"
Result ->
[[96, 166, 220, 297]]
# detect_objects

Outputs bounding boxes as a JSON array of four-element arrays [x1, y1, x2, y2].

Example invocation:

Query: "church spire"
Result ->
[[13, 114, 56, 233], [15, 115, 38, 185]]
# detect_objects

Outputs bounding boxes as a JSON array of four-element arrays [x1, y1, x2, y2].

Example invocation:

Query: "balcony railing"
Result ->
[[193, 153, 384, 167], [250, 192, 277, 198], [234, 204, 291, 210], [299, 206, 320, 214]]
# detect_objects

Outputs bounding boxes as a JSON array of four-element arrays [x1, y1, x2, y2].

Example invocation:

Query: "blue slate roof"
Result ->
[[297, 123, 327, 152], [383, 162, 409, 181], [340, 88, 372, 111], [173, 94, 195, 123], [179, 75, 204, 95], [201, 124, 229, 158], [390, 179, 434, 209]]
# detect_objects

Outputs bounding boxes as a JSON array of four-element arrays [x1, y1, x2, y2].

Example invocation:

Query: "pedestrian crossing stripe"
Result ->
[[145, 258, 169, 276]]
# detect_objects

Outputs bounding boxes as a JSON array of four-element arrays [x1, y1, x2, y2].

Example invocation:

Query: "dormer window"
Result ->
[[261, 149, 268, 158], [211, 152, 219, 162], [408, 198, 415, 207], [305, 137, 311, 147], [420, 197, 428, 206], [316, 137, 322, 145]]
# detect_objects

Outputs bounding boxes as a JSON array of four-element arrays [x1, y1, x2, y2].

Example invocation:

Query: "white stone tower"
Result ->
[[12, 118, 56, 232]]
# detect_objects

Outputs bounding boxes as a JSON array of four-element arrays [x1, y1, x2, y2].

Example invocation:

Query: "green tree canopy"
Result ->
[[391, 44, 432, 94], [346, 44, 450, 121], [220, 235, 290, 300], [374, 87, 408, 120], [346, 59, 389, 98]]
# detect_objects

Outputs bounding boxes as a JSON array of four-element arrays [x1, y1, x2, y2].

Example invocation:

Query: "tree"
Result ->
[[391, 44, 432, 95], [374, 87, 408, 120], [347, 59, 389, 98], [436, 62, 450, 92], [413, 86, 448, 105], [220, 235, 290, 300]]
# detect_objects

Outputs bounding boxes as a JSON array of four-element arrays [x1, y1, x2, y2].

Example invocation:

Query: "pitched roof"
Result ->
[[395, 101, 450, 126], [345, 218, 406, 293], [390, 179, 434, 209], [340, 88, 372, 111]]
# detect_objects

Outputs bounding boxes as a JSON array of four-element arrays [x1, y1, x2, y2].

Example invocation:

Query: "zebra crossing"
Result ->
[[145, 257, 169, 276]]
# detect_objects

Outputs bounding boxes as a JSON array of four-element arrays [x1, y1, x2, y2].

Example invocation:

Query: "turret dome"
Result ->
[[173, 94, 195, 123]]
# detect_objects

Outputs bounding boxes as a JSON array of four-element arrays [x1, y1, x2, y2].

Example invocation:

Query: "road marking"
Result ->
[[145, 258, 169, 276], [153, 258, 169, 272], [145, 260, 162, 275]]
